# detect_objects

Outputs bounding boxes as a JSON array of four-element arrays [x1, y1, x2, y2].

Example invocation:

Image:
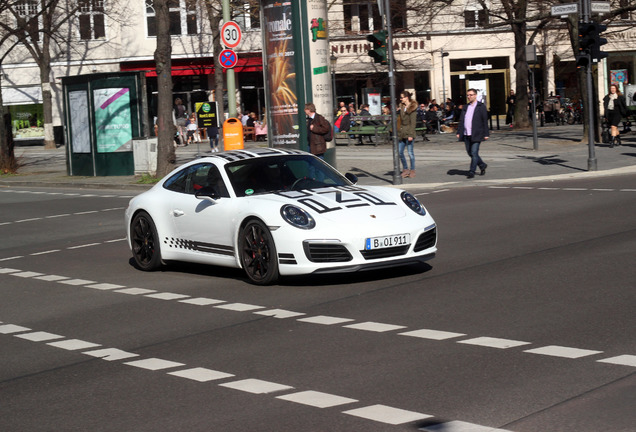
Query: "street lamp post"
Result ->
[[330, 54, 337, 115]]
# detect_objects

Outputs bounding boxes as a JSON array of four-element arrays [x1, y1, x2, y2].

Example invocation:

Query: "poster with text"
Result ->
[[93, 87, 133, 153], [262, 0, 299, 147]]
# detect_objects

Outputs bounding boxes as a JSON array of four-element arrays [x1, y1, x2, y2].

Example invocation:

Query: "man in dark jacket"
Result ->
[[456, 88, 489, 179], [304, 103, 330, 158]]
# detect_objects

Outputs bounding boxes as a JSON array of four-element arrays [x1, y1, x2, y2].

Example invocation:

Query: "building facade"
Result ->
[[1, 0, 635, 143]]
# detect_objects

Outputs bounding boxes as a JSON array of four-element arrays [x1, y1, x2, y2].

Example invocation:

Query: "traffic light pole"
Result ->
[[582, 0, 597, 171], [384, 0, 401, 185]]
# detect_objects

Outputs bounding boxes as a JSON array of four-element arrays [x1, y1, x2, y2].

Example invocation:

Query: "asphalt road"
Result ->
[[1, 174, 635, 432]]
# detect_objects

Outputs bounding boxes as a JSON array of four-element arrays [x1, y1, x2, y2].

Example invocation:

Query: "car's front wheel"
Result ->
[[239, 219, 279, 285], [130, 211, 162, 271]]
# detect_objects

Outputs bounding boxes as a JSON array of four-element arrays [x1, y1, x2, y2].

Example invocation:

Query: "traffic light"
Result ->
[[576, 53, 590, 69], [367, 30, 387, 65], [590, 23, 608, 61], [578, 22, 597, 55]]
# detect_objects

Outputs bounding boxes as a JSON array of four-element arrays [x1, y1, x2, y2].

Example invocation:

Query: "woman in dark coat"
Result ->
[[398, 91, 418, 178], [603, 84, 628, 148]]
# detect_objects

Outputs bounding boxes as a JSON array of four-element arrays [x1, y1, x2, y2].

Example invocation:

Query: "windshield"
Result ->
[[225, 155, 351, 197]]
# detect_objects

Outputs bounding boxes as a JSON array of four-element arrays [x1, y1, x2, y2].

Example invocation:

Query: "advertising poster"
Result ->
[[262, 1, 299, 147], [195, 101, 219, 128], [69, 91, 91, 153], [93, 87, 133, 153]]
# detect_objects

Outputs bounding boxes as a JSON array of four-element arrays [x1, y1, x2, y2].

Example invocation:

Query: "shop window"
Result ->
[[15, 0, 40, 42], [145, 0, 198, 37], [78, 0, 106, 40], [232, 1, 260, 30]]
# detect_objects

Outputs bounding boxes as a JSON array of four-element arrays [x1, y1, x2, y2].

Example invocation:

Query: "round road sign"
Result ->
[[221, 21, 242, 49], [219, 49, 238, 69]]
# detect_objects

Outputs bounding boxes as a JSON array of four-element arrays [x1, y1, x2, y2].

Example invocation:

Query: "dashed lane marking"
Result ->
[[124, 358, 186, 371], [167, 367, 234, 382], [277, 390, 358, 409], [219, 378, 294, 394], [420, 420, 513, 431], [343, 404, 432, 425], [0, 207, 125, 227], [1, 266, 634, 371], [15, 331, 64, 342]]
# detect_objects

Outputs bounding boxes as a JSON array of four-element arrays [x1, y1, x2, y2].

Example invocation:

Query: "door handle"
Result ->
[[172, 209, 185, 217]]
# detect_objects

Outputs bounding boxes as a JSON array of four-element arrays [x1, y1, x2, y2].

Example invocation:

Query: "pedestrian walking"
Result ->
[[506, 90, 516, 126], [304, 102, 330, 158], [398, 91, 418, 178], [603, 84, 628, 148], [457, 88, 488, 179]]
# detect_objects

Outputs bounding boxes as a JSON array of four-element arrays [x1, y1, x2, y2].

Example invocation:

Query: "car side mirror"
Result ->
[[345, 172, 358, 185], [195, 186, 220, 203]]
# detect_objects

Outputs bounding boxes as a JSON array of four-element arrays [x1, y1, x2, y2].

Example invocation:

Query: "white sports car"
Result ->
[[125, 148, 437, 284]]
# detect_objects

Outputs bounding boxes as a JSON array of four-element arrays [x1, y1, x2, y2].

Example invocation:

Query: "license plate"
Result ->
[[365, 233, 410, 250]]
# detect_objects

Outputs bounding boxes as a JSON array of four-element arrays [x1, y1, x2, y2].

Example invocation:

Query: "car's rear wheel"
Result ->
[[131, 211, 162, 271], [239, 219, 279, 285]]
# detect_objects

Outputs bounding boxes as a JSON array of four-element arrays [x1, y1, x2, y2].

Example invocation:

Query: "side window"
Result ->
[[163, 163, 229, 197]]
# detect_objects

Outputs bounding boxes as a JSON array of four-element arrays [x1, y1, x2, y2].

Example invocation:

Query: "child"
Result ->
[[185, 117, 198, 146]]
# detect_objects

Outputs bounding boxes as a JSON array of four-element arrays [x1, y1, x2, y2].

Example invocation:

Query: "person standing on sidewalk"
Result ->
[[603, 84, 628, 148], [398, 91, 418, 178], [457, 88, 488, 179], [304, 103, 330, 159], [506, 90, 516, 126]]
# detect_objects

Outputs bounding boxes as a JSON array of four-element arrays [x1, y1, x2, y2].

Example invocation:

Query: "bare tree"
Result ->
[[153, 0, 176, 178]]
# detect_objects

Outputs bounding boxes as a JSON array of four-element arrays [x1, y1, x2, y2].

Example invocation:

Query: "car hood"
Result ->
[[246, 185, 409, 222]]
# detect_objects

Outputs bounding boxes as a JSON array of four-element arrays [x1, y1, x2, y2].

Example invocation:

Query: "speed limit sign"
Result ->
[[221, 21, 242, 49]]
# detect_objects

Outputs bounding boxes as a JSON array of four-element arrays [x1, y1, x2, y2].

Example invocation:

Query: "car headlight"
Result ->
[[281, 205, 316, 229], [401, 192, 427, 216]]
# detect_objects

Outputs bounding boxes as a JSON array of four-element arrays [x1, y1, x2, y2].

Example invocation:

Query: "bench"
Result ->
[[243, 126, 256, 141], [335, 115, 390, 146]]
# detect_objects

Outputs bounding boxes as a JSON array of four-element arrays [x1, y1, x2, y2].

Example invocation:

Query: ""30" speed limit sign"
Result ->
[[221, 21, 242, 49]]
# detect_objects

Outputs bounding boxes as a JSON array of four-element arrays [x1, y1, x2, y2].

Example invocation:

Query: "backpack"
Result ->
[[323, 118, 333, 142]]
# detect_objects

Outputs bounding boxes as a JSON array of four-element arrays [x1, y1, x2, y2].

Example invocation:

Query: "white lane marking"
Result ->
[[277, 390, 358, 408], [115, 287, 157, 295], [297, 315, 356, 325], [15, 331, 64, 342], [343, 322, 407, 333], [591, 189, 614, 192], [34, 274, 69, 281], [538, 187, 559, 190], [400, 329, 466, 340], [15, 218, 42, 223], [563, 188, 587, 191], [47, 339, 101, 350], [343, 404, 432, 425], [179, 297, 226, 306], [30, 250, 61, 256], [58, 278, 96, 286], [67, 243, 101, 249], [168, 367, 235, 382], [219, 379, 294, 394], [620, 188, 636, 192], [74, 211, 99, 215], [86, 283, 125, 291], [82, 348, 139, 361], [10, 271, 44, 278], [597, 355, 636, 367], [420, 420, 513, 431], [145, 292, 190, 301], [104, 238, 126, 243], [0, 256, 24, 261], [214, 303, 264, 312], [124, 358, 185, 371], [0, 267, 20, 273], [254, 309, 306, 319], [524, 345, 603, 359], [458, 337, 531, 349], [45, 214, 71, 218], [0, 324, 31, 334]]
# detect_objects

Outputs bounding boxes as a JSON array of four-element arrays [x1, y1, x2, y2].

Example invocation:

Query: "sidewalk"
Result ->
[[3, 124, 636, 191]]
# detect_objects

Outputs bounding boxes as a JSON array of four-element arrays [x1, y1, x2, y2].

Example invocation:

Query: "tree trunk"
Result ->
[[512, 20, 531, 129], [205, 1, 225, 147], [154, 0, 176, 178]]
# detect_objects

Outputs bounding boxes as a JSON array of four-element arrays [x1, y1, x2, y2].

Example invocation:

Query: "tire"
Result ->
[[239, 219, 279, 285], [130, 211, 162, 271]]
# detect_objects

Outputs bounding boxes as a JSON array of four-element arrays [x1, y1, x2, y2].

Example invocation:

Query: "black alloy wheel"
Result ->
[[131, 211, 162, 271], [239, 219, 279, 285]]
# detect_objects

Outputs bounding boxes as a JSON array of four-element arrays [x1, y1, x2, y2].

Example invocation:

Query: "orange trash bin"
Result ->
[[223, 118, 244, 150]]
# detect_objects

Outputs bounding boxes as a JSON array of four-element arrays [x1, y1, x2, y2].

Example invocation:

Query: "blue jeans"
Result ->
[[464, 137, 485, 174], [399, 138, 415, 170]]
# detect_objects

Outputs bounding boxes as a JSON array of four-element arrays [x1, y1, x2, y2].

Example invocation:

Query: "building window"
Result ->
[[146, 0, 198, 37], [233, 1, 260, 30], [464, 8, 488, 28], [343, 1, 382, 34], [78, 0, 106, 40], [15, 0, 40, 41]]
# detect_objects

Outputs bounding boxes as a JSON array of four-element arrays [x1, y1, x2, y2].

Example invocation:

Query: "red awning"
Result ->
[[120, 56, 262, 77]]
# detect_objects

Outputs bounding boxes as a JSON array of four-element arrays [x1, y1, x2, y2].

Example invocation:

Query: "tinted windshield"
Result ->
[[225, 155, 351, 197]]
